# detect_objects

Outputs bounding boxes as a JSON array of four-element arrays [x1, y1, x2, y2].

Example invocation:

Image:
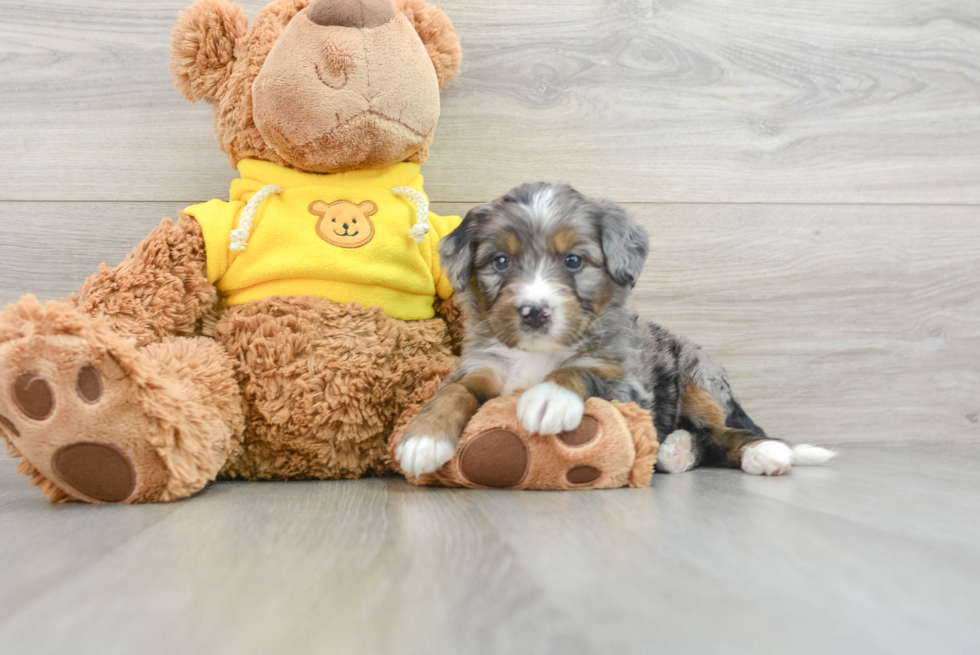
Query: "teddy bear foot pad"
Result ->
[[457, 419, 604, 489]]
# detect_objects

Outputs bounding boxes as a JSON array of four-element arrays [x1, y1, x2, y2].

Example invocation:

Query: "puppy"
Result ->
[[396, 183, 835, 477]]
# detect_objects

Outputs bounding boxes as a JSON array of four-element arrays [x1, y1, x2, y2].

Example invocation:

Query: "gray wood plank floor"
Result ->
[[1, 444, 978, 654]]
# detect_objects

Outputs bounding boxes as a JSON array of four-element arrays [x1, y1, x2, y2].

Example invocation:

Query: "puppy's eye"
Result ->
[[565, 254, 584, 270], [493, 255, 510, 272]]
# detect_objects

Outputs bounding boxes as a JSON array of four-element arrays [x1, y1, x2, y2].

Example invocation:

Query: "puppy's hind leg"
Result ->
[[680, 385, 795, 476], [646, 355, 705, 474], [655, 423, 706, 474]]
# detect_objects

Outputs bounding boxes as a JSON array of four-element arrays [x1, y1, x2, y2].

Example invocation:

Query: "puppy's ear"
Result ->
[[396, 0, 462, 88], [439, 205, 486, 292], [595, 199, 649, 288], [171, 0, 249, 103]]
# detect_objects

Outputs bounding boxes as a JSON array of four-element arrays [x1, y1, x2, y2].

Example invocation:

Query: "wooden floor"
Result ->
[[1, 443, 978, 654], [1, 2, 979, 653]]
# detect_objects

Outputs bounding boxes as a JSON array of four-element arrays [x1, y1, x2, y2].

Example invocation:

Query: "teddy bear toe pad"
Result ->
[[458, 429, 529, 488], [12, 372, 55, 420], [566, 465, 602, 485], [76, 366, 104, 404], [556, 416, 600, 447]]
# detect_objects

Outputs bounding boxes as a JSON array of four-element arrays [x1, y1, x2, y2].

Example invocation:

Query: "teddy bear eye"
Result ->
[[352, 219, 357, 224]]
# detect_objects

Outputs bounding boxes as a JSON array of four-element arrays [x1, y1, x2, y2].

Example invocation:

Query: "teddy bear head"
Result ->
[[171, 0, 461, 173]]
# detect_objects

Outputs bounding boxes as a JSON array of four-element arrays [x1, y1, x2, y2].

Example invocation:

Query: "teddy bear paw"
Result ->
[[0, 311, 170, 503]]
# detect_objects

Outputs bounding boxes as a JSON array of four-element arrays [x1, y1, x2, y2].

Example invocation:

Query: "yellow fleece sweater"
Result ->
[[182, 159, 461, 320]]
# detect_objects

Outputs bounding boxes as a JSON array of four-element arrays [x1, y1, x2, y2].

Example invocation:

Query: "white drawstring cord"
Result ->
[[229, 184, 283, 251], [392, 186, 430, 244]]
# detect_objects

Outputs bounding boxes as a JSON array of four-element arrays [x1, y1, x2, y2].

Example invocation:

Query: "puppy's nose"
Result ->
[[307, 0, 396, 28], [520, 304, 551, 329]]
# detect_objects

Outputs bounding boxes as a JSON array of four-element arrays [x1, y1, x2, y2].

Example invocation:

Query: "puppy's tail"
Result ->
[[791, 444, 837, 466]]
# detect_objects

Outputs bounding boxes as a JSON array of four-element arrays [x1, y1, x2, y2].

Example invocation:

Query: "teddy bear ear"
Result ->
[[358, 201, 380, 216], [395, 0, 462, 88], [171, 0, 249, 103]]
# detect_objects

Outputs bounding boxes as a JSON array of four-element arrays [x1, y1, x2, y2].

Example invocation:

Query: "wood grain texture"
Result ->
[[1, 1, 979, 202], [1, 444, 979, 654], [2, 201, 977, 445]]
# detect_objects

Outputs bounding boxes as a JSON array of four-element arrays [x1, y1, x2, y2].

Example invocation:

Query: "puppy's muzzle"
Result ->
[[520, 303, 551, 330]]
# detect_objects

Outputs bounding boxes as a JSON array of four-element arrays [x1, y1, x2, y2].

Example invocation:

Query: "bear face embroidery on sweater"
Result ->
[[310, 200, 377, 248]]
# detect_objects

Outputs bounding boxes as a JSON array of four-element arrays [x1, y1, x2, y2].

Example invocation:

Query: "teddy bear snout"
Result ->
[[307, 0, 396, 29]]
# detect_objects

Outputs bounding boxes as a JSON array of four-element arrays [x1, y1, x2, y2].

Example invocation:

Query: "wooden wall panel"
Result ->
[[3, 201, 976, 445], [1, 1, 979, 202]]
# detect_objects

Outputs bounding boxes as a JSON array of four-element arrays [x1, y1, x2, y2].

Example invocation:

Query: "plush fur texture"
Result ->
[[212, 296, 456, 480], [0, 0, 465, 503], [395, 0, 462, 88], [70, 217, 213, 348], [171, 0, 249, 103]]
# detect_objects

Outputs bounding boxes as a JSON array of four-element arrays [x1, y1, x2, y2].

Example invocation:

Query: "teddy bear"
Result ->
[[0, 0, 657, 503], [0, 0, 466, 503]]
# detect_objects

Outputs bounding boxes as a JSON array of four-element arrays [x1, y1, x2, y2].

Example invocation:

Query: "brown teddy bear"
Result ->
[[0, 0, 656, 503], [0, 0, 465, 503]]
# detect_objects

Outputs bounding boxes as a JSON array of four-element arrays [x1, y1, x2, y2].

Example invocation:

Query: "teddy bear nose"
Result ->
[[307, 0, 396, 28]]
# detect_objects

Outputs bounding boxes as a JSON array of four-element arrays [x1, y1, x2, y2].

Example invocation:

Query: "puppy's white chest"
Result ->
[[497, 349, 570, 395]]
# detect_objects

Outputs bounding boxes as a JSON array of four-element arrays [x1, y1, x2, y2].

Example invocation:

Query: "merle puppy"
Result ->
[[396, 183, 834, 477]]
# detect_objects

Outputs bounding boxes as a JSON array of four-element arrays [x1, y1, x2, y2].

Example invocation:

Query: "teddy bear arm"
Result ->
[[70, 216, 214, 348], [433, 294, 465, 356]]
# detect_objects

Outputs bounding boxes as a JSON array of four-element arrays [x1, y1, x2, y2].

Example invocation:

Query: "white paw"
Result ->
[[655, 429, 694, 473], [517, 382, 585, 435], [396, 434, 457, 477], [741, 440, 793, 476]]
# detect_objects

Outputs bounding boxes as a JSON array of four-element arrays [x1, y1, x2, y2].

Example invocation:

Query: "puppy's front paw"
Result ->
[[396, 433, 458, 477], [741, 440, 793, 476], [517, 382, 585, 435]]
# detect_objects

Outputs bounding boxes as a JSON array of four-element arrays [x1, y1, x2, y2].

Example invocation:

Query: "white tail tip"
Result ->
[[791, 444, 837, 466]]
